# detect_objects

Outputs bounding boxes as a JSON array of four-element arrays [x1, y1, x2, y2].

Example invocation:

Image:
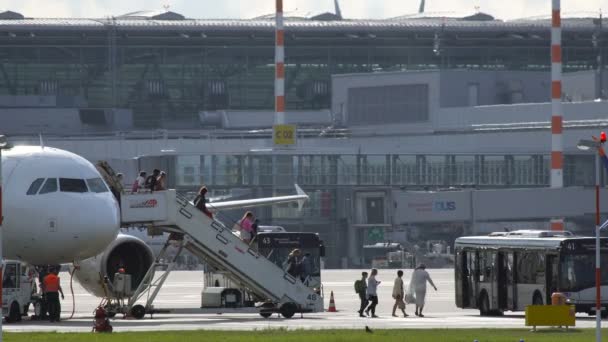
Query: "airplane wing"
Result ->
[[205, 184, 308, 212]]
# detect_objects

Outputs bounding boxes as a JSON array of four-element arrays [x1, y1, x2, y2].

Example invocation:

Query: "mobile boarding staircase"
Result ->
[[119, 190, 324, 319]]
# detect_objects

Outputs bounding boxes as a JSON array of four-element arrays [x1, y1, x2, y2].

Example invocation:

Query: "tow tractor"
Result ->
[[2, 260, 42, 322]]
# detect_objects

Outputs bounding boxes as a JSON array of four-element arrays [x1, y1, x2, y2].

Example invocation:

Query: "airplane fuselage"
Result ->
[[2, 146, 120, 265]]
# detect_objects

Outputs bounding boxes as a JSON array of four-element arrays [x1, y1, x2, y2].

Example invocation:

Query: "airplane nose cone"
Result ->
[[87, 196, 121, 253], [69, 194, 120, 260]]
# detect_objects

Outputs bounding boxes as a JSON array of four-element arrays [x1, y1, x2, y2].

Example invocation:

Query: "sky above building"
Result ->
[[0, 0, 606, 20]]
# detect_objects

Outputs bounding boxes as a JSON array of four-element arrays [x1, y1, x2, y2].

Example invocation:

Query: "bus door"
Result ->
[[467, 251, 478, 308], [487, 251, 499, 310], [497, 252, 508, 309], [507, 252, 516, 310], [546, 255, 558, 302], [455, 250, 468, 307]]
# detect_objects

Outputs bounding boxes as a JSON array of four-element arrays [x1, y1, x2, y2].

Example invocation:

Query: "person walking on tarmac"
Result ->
[[356, 272, 368, 317], [364, 269, 381, 318], [43, 267, 64, 322], [410, 264, 437, 317], [392, 270, 408, 317], [36, 266, 50, 320]]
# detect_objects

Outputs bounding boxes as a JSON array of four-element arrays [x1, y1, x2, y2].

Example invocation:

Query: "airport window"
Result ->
[[26, 178, 45, 195], [86, 178, 109, 193], [39, 178, 58, 194], [59, 178, 88, 193], [347, 84, 429, 125]]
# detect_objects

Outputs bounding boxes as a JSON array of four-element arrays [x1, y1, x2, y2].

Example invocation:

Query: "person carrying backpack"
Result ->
[[355, 271, 368, 317]]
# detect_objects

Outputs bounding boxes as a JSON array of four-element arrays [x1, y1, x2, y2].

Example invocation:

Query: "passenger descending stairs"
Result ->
[[121, 190, 324, 318]]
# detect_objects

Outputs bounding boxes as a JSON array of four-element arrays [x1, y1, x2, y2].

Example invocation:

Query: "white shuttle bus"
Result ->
[[454, 230, 608, 317]]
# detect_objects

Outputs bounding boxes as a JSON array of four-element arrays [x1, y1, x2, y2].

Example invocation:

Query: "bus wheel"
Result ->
[[491, 309, 504, 316], [7, 302, 21, 323], [479, 292, 490, 316], [532, 292, 543, 306], [601, 308, 608, 319]]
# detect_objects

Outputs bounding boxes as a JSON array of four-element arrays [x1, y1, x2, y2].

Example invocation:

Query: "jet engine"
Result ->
[[73, 234, 154, 298]]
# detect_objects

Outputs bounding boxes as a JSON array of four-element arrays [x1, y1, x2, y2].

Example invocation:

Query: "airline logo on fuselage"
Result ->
[[129, 199, 158, 209]]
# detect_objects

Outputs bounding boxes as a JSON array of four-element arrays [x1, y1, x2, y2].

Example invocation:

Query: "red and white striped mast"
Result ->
[[275, 0, 286, 125], [0, 136, 6, 342], [550, 0, 564, 231]]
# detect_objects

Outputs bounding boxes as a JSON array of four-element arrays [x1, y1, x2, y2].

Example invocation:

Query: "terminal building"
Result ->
[[2, 7, 608, 267]]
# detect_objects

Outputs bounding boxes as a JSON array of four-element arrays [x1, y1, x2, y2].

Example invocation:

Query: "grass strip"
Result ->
[[5, 328, 608, 342]]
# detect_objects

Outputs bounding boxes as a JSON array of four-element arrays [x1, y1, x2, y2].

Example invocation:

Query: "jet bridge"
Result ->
[[120, 190, 323, 318]]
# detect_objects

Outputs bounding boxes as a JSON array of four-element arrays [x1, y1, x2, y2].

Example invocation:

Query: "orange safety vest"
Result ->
[[43, 274, 60, 293]]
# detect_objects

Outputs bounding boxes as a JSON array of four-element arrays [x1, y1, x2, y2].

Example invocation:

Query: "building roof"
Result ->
[[0, 10, 605, 34]]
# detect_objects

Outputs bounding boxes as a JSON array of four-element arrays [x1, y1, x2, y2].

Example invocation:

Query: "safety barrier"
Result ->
[[525, 305, 575, 331]]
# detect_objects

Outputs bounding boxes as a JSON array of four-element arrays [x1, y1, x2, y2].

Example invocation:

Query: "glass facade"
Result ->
[[0, 21, 605, 127], [173, 152, 595, 228], [169, 152, 598, 267], [175, 153, 594, 190]]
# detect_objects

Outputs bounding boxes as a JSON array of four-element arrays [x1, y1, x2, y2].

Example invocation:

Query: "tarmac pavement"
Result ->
[[3, 269, 604, 332]]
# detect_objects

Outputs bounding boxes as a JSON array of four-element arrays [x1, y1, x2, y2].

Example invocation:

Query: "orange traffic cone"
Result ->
[[328, 291, 337, 312]]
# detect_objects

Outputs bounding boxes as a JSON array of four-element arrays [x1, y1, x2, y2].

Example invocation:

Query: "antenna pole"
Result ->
[[0, 136, 6, 342]]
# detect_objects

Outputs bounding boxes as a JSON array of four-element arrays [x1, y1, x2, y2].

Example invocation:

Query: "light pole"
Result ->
[[577, 137, 603, 342], [0, 135, 8, 342]]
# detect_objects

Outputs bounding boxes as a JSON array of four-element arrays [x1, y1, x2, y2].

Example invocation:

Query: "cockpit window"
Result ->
[[39, 178, 58, 194], [26, 178, 45, 195], [59, 178, 88, 193], [86, 178, 109, 193]]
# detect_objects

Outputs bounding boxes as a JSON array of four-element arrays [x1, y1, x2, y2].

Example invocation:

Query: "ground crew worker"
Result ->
[[43, 267, 64, 322], [37, 266, 49, 319]]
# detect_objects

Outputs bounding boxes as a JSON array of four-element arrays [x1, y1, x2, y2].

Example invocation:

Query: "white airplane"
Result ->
[[2, 146, 120, 265], [2, 145, 308, 300]]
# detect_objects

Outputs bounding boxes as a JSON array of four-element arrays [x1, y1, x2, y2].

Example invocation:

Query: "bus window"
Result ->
[[2, 264, 17, 289], [257, 232, 323, 279], [516, 252, 545, 285], [560, 254, 608, 292], [536, 254, 546, 284], [479, 251, 494, 282]]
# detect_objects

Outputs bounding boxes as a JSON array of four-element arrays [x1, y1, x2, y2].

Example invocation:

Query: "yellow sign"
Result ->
[[525, 305, 575, 328], [273, 124, 296, 146]]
